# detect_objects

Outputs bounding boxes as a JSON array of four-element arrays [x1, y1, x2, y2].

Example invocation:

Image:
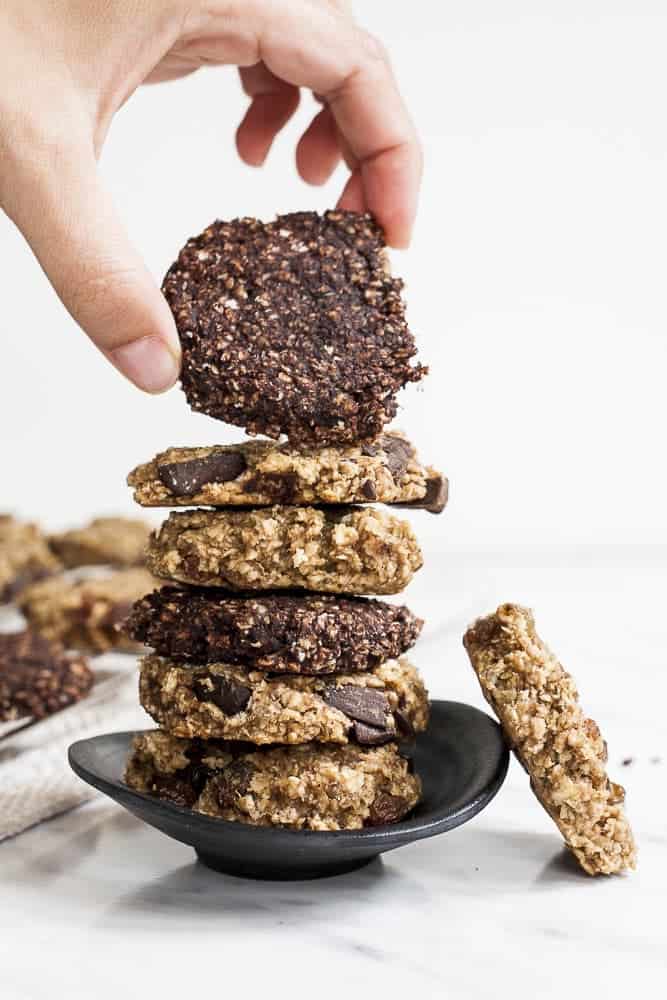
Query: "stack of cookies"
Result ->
[[123, 211, 446, 831]]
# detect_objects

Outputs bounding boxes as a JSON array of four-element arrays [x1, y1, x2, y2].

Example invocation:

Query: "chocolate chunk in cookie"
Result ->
[[0, 630, 93, 722], [157, 452, 247, 497], [124, 588, 422, 674], [162, 211, 426, 446], [193, 675, 252, 716], [394, 473, 449, 514], [323, 685, 390, 728]]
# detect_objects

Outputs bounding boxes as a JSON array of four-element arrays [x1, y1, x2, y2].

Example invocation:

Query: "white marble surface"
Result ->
[[2, 551, 665, 999]]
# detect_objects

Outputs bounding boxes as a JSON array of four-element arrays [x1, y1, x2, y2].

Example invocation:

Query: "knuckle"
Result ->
[[357, 29, 389, 67]]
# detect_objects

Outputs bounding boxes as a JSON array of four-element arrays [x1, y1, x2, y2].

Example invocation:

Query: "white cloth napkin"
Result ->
[[0, 652, 146, 842]]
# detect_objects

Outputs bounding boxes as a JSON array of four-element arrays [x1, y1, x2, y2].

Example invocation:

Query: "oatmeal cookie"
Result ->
[[19, 568, 159, 653], [128, 431, 446, 513], [146, 506, 422, 595], [0, 515, 61, 603], [125, 730, 421, 830], [0, 630, 92, 722], [463, 603, 637, 875], [162, 211, 426, 446], [139, 654, 429, 745], [48, 516, 150, 568], [125, 587, 422, 674]]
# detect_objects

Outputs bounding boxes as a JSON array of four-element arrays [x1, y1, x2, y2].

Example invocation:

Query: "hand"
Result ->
[[0, 1, 422, 393]]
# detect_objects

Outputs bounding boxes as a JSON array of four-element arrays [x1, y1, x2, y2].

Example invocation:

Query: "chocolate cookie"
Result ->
[[162, 211, 426, 446], [139, 654, 429, 745], [125, 731, 421, 831], [19, 568, 159, 653], [146, 506, 422, 596], [0, 514, 61, 604], [464, 603, 637, 876], [48, 517, 151, 568], [125, 588, 423, 674], [128, 431, 446, 513], [0, 630, 93, 722]]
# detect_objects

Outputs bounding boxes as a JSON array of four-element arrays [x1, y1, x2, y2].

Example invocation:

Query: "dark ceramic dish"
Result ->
[[68, 700, 508, 881]]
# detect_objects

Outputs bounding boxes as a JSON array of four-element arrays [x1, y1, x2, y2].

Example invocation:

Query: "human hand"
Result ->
[[0, 1, 422, 393]]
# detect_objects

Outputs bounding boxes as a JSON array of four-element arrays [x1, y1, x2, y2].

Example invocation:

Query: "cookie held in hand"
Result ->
[[162, 210, 426, 446]]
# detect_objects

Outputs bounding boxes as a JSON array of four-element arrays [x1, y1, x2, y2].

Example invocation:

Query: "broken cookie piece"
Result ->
[[162, 210, 426, 446], [463, 603, 637, 876]]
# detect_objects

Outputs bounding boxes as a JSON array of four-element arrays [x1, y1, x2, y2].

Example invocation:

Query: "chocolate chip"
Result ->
[[353, 721, 394, 745], [366, 792, 409, 826], [242, 471, 298, 502], [158, 452, 247, 497], [193, 675, 251, 715], [360, 479, 377, 500], [381, 436, 414, 481], [151, 773, 200, 808], [215, 760, 254, 808], [323, 685, 390, 727], [394, 708, 415, 739], [393, 474, 449, 515]]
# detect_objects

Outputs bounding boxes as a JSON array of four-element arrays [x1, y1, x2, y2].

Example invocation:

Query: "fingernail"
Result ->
[[110, 335, 181, 394]]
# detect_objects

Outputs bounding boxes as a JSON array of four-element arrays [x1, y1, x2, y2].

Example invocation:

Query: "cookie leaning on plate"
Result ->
[[139, 654, 429, 746], [128, 431, 447, 513], [146, 506, 423, 595], [463, 603, 637, 876], [125, 588, 423, 675], [125, 730, 421, 831], [162, 210, 426, 446]]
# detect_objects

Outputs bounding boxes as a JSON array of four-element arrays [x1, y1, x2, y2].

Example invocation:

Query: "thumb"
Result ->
[[5, 141, 181, 394]]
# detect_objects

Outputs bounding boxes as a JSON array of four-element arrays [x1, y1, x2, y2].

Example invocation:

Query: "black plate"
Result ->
[[68, 700, 508, 881]]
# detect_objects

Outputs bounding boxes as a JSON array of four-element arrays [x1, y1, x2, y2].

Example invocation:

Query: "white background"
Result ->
[[1, 1, 666, 553], [2, 9, 665, 994]]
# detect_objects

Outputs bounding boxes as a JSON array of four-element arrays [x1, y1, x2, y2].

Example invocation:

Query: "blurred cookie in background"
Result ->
[[0, 629, 93, 723], [19, 568, 160, 653], [0, 514, 61, 605], [48, 516, 151, 569]]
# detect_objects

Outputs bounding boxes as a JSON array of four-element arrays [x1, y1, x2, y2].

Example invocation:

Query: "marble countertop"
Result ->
[[2, 552, 664, 999]]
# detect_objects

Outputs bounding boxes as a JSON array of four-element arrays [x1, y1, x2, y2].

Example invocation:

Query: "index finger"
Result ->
[[254, 7, 422, 246]]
